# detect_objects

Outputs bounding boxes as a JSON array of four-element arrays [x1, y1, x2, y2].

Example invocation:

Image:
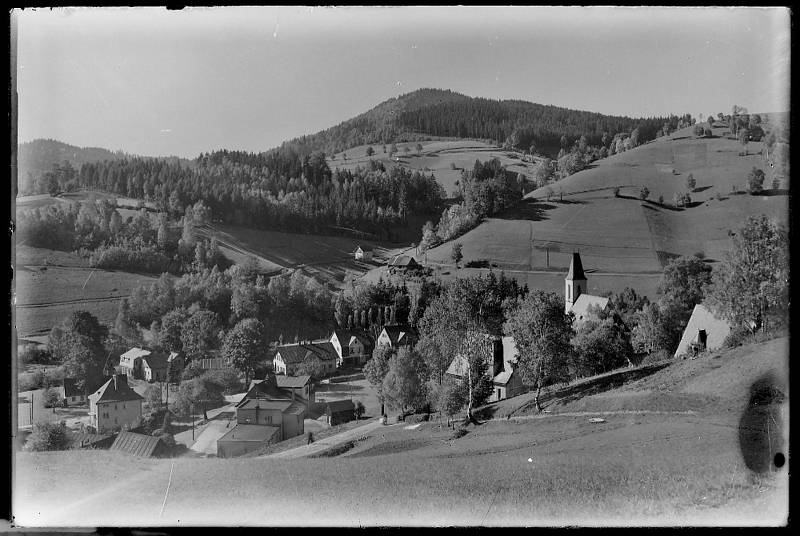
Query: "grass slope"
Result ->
[[14, 338, 788, 527]]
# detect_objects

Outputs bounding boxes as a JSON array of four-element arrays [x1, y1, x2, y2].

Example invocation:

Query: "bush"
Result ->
[[42, 387, 62, 408], [451, 427, 469, 439], [90, 244, 171, 274], [638, 349, 673, 366], [723, 326, 751, 349], [405, 413, 429, 424], [19, 345, 53, 366], [19, 370, 46, 392], [26, 421, 71, 451]]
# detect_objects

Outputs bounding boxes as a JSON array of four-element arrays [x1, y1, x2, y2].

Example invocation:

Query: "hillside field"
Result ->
[[13, 337, 788, 526]]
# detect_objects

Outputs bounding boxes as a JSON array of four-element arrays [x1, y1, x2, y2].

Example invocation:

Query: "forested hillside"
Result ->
[[278, 88, 692, 158]]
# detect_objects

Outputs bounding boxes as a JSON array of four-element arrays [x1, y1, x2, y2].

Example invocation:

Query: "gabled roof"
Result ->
[[390, 255, 419, 267], [445, 353, 469, 378], [71, 432, 115, 449], [570, 294, 610, 321], [355, 245, 372, 253], [91, 376, 145, 404], [110, 431, 164, 457], [380, 325, 417, 346], [239, 376, 291, 405], [565, 252, 586, 281], [275, 375, 311, 389], [326, 399, 355, 414], [492, 370, 514, 385], [218, 424, 280, 443], [275, 341, 337, 364], [142, 352, 168, 370], [119, 347, 151, 362], [674, 304, 731, 358]]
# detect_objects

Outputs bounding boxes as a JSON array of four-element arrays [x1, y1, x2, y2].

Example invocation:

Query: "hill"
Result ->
[[412, 122, 788, 300], [14, 337, 788, 526], [16, 138, 192, 195], [277, 87, 680, 157]]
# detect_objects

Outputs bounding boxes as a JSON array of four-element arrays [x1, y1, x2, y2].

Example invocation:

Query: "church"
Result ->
[[564, 252, 609, 322]]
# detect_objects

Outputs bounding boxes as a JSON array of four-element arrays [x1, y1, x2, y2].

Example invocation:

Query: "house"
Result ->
[[330, 329, 372, 366], [142, 352, 169, 383], [235, 399, 305, 440], [324, 399, 356, 426], [217, 424, 281, 458], [109, 431, 170, 458], [564, 252, 610, 322], [88, 374, 144, 434], [56, 378, 86, 407], [376, 325, 417, 350], [445, 334, 525, 402], [674, 304, 732, 359], [389, 255, 420, 273], [354, 246, 373, 262], [118, 347, 150, 379], [273, 340, 338, 376], [245, 374, 315, 406]]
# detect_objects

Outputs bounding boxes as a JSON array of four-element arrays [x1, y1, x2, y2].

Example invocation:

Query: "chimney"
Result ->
[[114, 374, 128, 391]]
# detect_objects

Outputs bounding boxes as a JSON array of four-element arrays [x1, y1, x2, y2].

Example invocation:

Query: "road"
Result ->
[[263, 417, 393, 459]]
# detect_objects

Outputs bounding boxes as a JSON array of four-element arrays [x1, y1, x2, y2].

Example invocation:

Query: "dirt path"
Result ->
[[262, 418, 390, 459]]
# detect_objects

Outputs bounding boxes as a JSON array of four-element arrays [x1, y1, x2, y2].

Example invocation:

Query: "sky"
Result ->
[[13, 6, 791, 158]]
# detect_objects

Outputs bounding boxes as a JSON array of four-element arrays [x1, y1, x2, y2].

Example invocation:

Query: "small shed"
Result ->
[[674, 304, 731, 359], [354, 246, 373, 262], [325, 399, 356, 426], [109, 431, 170, 458], [217, 424, 281, 458]]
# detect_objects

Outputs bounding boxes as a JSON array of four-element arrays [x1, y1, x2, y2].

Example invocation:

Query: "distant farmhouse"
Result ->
[[273, 340, 338, 376], [354, 245, 373, 261], [388, 255, 420, 273], [674, 304, 731, 359], [445, 334, 525, 402], [564, 252, 609, 322], [376, 324, 417, 350], [88, 375, 144, 434], [118, 347, 178, 382], [55, 378, 86, 407]]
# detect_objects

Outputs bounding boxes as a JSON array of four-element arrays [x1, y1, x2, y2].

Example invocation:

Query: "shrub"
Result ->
[[42, 387, 62, 408], [18, 370, 46, 392], [657, 195, 664, 205], [405, 413, 429, 424], [723, 326, 751, 349], [639, 187, 649, 200], [26, 421, 71, 451], [19, 345, 53, 366], [638, 349, 673, 366], [451, 427, 469, 439], [613, 187, 621, 197]]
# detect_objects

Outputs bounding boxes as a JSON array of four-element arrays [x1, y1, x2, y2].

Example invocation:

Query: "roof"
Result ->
[[167, 351, 182, 362], [355, 245, 371, 253], [142, 352, 168, 370], [275, 341, 338, 364], [570, 294, 610, 320], [390, 255, 419, 267], [109, 431, 164, 457], [91, 375, 145, 404], [285, 402, 306, 415], [380, 325, 416, 346], [218, 424, 280, 443], [275, 375, 311, 389], [445, 353, 469, 378], [240, 376, 291, 405], [492, 370, 514, 385], [674, 304, 732, 358], [71, 432, 115, 449], [119, 347, 151, 362], [565, 252, 586, 281], [237, 399, 293, 412], [326, 399, 355, 414]]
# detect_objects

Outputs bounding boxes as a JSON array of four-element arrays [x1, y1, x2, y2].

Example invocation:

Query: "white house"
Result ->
[[354, 246, 373, 262], [88, 375, 144, 434], [273, 340, 338, 376], [330, 329, 371, 366], [674, 304, 731, 359], [376, 325, 417, 350]]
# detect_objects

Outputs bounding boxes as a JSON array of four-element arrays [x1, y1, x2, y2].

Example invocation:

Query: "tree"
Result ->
[[415, 143, 423, 154], [451, 242, 463, 268], [42, 387, 62, 408], [366, 146, 375, 157], [114, 298, 137, 342], [686, 174, 696, 192], [381, 347, 428, 414], [504, 290, 573, 412], [454, 329, 494, 422], [738, 128, 750, 155], [571, 318, 634, 377], [630, 302, 681, 355], [747, 167, 765, 194], [353, 400, 365, 420], [706, 215, 788, 334], [222, 318, 264, 387], [180, 310, 222, 361], [364, 345, 394, 415], [430, 377, 466, 426], [26, 421, 71, 451], [158, 308, 190, 353], [144, 383, 163, 411], [658, 256, 712, 322], [639, 187, 649, 201], [49, 311, 109, 390], [171, 374, 225, 416], [296, 355, 328, 381]]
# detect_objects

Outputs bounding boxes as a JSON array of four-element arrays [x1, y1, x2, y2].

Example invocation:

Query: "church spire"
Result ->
[[565, 252, 586, 281]]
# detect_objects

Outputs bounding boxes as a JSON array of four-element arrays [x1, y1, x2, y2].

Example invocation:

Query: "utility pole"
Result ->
[[191, 403, 195, 441]]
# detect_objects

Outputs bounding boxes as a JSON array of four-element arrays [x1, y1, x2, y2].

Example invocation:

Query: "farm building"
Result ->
[[354, 246, 373, 261], [245, 373, 315, 407], [376, 325, 417, 350], [118, 348, 172, 381], [674, 304, 732, 359], [109, 431, 170, 458], [324, 399, 356, 426], [273, 340, 338, 376], [88, 375, 144, 434], [235, 399, 305, 439], [217, 424, 281, 459], [70, 432, 116, 450], [56, 378, 86, 407], [329, 329, 372, 366], [564, 252, 609, 322], [445, 334, 525, 402], [142, 353, 168, 382], [388, 255, 420, 273]]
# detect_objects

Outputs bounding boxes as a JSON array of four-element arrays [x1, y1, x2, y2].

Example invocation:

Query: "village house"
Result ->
[[118, 347, 174, 382], [388, 255, 420, 273], [324, 399, 356, 425], [142, 352, 168, 383], [217, 425, 281, 459], [354, 245, 373, 262], [56, 378, 86, 407], [445, 334, 525, 402], [88, 374, 144, 434], [376, 324, 417, 350], [118, 347, 149, 379], [329, 329, 372, 366], [273, 340, 338, 376], [674, 304, 732, 359], [564, 252, 610, 322], [246, 373, 315, 407]]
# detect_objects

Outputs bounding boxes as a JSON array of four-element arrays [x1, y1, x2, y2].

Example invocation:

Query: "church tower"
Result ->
[[565, 252, 587, 313]]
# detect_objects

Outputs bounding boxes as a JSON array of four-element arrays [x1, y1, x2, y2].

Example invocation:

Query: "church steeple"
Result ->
[[565, 252, 587, 313]]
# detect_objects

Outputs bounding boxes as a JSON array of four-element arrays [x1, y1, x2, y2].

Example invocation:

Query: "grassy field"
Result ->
[[13, 337, 788, 526], [14, 246, 157, 338]]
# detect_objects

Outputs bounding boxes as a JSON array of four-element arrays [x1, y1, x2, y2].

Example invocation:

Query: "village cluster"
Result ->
[[25, 250, 729, 459]]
